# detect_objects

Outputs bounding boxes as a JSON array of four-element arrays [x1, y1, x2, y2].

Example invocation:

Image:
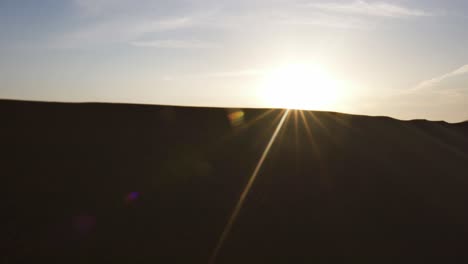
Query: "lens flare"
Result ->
[[209, 109, 290, 264], [227, 109, 245, 127], [125, 192, 140, 204]]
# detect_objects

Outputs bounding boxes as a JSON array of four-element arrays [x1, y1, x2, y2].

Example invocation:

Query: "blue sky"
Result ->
[[1, 0, 467, 122]]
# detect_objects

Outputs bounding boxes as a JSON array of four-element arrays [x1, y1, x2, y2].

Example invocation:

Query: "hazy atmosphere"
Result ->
[[1, 0, 468, 122], [3, 2, 468, 262]]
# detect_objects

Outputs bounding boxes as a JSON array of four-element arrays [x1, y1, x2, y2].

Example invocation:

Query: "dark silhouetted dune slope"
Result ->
[[1, 99, 468, 263]]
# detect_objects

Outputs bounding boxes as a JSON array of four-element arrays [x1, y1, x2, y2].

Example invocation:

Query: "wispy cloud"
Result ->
[[54, 0, 211, 48], [162, 68, 266, 81], [413, 64, 468, 90], [389, 64, 468, 122], [200, 69, 265, 78], [158, 68, 265, 84], [130, 39, 216, 49], [308, 1, 433, 18], [54, 16, 195, 48], [278, 14, 370, 29], [58, 0, 435, 49]]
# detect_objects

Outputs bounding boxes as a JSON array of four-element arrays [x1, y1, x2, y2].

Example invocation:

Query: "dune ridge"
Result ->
[[1, 99, 468, 263]]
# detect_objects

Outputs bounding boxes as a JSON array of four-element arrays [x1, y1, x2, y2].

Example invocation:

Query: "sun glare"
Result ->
[[258, 63, 342, 110]]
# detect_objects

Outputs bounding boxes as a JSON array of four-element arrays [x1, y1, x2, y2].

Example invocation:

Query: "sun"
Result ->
[[257, 63, 342, 110]]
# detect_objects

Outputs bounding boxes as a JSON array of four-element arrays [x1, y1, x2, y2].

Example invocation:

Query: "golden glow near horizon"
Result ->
[[3, 1, 468, 122], [257, 63, 343, 111]]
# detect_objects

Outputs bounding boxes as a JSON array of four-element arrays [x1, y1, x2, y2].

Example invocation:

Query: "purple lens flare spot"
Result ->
[[125, 191, 140, 204]]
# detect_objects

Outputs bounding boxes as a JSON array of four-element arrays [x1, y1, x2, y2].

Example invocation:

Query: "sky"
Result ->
[[1, 0, 467, 122]]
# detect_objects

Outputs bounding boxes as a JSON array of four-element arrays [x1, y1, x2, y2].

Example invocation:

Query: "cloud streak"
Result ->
[[59, 0, 434, 49], [130, 39, 216, 49], [413, 64, 468, 91], [278, 15, 370, 29], [200, 69, 265, 78], [160, 68, 266, 82], [54, 16, 195, 48], [308, 1, 433, 18]]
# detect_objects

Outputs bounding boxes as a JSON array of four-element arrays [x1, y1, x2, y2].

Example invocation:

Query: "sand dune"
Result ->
[[2, 99, 468, 263]]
